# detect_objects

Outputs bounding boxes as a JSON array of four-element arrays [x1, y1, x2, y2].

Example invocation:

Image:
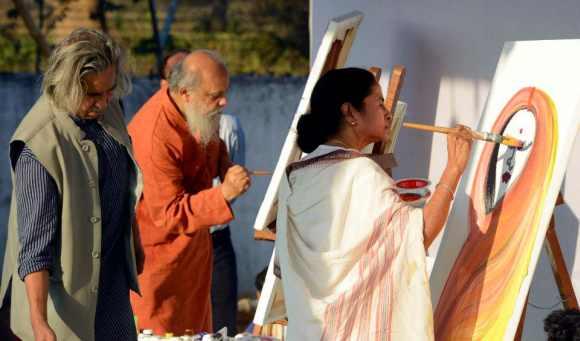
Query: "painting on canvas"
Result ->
[[430, 40, 580, 340]]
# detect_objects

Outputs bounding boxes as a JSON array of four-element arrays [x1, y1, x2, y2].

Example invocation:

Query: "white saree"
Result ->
[[276, 145, 434, 341]]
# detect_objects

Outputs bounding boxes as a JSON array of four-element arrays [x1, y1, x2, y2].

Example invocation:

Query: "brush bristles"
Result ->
[[501, 135, 524, 148]]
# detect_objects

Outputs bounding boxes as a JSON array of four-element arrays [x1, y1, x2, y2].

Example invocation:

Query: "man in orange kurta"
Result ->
[[129, 50, 251, 335]]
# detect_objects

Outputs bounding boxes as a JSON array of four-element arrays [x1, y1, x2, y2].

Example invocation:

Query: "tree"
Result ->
[[50, 0, 105, 35], [11, 0, 50, 57], [209, 0, 228, 31]]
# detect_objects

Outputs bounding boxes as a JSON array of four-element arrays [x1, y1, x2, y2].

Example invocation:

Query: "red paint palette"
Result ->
[[395, 178, 431, 206], [396, 178, 430, 189], [399, 193, 422, 201], [399, 191, 432, 202]]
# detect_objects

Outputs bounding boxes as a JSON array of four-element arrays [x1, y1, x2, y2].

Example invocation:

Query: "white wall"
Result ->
[[311, 1, 580, 340]]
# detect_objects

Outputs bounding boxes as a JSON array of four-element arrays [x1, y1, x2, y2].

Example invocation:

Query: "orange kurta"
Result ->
[[128, 88, 233, 335]]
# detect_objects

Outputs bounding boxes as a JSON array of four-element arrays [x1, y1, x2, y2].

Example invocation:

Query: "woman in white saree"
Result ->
[[276, 68, 472, 340]]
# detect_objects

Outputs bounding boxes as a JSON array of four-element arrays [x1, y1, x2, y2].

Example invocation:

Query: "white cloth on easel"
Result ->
[[276, 145, 434, 340]]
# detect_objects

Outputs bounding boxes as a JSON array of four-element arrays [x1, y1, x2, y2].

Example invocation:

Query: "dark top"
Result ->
[[14, 117, 136, 340]]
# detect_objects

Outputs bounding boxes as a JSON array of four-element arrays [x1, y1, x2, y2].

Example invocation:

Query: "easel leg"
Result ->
[[545, 215, 579, 309], [515, 193, 577, 340], [514, 294, 529, 341]]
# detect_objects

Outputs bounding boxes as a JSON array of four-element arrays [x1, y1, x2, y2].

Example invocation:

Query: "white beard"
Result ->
[[183, 102, 221, 146]]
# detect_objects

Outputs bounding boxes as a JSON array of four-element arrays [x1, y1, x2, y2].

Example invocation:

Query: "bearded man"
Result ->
[[128, 50, 251, 335], [0, 28, 143, 341]]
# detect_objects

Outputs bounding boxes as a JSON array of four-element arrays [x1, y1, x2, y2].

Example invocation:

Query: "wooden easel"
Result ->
[[514, 192, 578, 340]]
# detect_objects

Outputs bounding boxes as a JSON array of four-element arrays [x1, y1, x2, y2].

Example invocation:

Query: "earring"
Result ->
[[350, 121, 357, 126]]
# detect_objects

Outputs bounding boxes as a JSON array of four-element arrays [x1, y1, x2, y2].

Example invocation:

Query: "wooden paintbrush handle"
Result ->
[[402, 122, 456, 135], [403, 122, 492, 144], [250, 170, 273, 176]]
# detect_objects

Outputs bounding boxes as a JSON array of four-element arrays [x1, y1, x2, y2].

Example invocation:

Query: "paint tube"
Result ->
[[201, 333, 225, 341], [138, 329, 155, 340]]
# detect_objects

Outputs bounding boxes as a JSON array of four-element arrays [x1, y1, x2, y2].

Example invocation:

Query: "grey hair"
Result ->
[[42, 28, 131, 113], [168, 49, 227, 93]]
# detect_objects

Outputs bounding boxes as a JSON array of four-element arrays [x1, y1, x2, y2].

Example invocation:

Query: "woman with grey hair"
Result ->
[[0, 28, 143, 341]]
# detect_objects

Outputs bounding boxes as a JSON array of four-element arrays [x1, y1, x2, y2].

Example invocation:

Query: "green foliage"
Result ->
[[0, 0, 309, 76], [0, 35, 38, 72], [130, 31, 308, 76], [112, 11, 124, 31]]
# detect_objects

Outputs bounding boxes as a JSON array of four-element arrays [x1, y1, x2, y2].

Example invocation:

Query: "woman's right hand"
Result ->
[[423, 124, 473, 248], [446, 124, 473, 174]]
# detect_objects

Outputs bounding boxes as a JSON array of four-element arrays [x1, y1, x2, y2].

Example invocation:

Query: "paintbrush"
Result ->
[[249, 170, 273, 176], [403, 122, 524, 148]]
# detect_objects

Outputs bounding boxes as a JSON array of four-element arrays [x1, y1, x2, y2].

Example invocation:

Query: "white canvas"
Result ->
[[253, 248, 286, 325], [253, 11, 363, 231], [430, 39, 580, 340]]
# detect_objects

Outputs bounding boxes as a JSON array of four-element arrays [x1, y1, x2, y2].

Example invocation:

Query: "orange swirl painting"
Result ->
[[431, 40, 580, 340], [434, 87, 557, 340], [429, 39, 580, 341]]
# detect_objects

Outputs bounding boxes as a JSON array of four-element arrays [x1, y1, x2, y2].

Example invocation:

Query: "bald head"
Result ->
[[162, 51, 188, 80], [183, 50, 227, 75], [168, 50, 228, 93]]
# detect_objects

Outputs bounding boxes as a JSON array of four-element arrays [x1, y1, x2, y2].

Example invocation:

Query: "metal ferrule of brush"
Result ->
[[482, 132, 502, 144]]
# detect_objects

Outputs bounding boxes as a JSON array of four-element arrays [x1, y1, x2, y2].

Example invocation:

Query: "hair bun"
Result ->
[[297, 113, 326, 153], [295, 68, 375, 153]]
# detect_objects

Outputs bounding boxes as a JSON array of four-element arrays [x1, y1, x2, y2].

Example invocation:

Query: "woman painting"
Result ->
[[275, 68, 472, 340]]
